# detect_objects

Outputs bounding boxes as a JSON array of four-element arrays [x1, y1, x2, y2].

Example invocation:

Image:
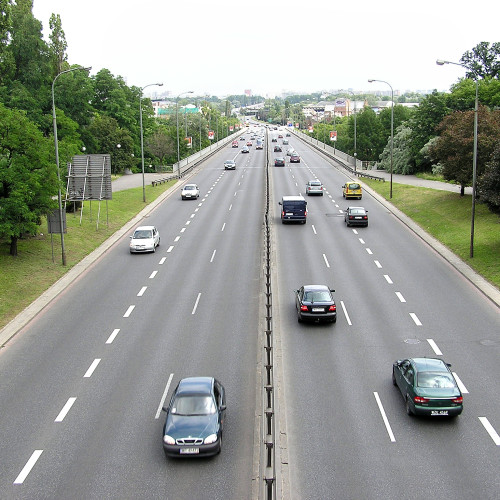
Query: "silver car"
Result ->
[[224, 160, 236, 170], [129, 225, 160, 253], [305, 180, 324, 196], [181, 184, 200, 200]]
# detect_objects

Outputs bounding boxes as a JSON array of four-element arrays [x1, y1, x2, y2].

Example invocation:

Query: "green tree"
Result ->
[[380, 125, 413, 174], [48, 13, 67, 75], [0, 0, 15, 87], [429, 105, 500, 195], [478, 141, 500, 213], [146, 127, 175, 167], [350, 107, 384, 160], [0, 103, 57, 256], [460, 41, 500, 80]]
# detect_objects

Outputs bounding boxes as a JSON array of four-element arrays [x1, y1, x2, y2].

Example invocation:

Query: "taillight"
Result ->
[[349, 216, 354, 220], [328, 305, 336, 312], [300, 305, 308, 312], [452, 397, 463, 404], [363, 216, 367, 219], [414, 396, 430, 404]]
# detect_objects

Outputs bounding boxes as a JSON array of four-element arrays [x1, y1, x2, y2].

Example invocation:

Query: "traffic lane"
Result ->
[[0, 153, 266, 496]]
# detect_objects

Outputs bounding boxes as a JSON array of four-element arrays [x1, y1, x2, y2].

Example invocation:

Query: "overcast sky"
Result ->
[[32, 0, 499, 98]]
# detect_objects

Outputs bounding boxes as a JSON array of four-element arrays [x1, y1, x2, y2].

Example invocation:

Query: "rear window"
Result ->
[[350, 208, 365, 215], [349, 183, 360, 190], [417, 372, 456, 389]]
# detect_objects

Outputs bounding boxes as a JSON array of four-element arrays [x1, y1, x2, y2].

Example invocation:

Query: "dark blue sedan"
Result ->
[[162, 377, 226, 457]]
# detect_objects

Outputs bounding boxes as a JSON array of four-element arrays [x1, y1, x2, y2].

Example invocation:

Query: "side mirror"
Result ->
[[330, 289, 335, 293], [129, 235, 133, 239], [278, 202, 282, 205], [162, 406, 169, 413], [219, 404, 227, 411]]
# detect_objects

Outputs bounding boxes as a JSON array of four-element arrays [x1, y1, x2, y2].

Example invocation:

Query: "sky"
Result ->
[[32, 0, 499, 98]]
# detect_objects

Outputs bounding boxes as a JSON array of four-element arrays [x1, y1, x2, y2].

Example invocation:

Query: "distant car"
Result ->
[[271, 137, 278, 143], [290, 153, 300, 163], [239, 136, 245, 141], [282, 139, 289, 145], [241, 146, 250, 153], [286, 132, 291, 137], [392, 358, 463, 417], [162, 377, 226, 457], [231, 140, 238, 148], [274, 157, 285, 167], [129, 225, 160, 253], [274, 145, 282, 152], [342, 182, 362, 199], [246, 141, 253, 146], [181, 183, 200, 200], [344, 206, 368, 227], [278, 134, 283, 138], [306, 180, 323, 196], [224, 160, 236, 170], [295, 285, 336, 323], [286, 148, 295, 156]]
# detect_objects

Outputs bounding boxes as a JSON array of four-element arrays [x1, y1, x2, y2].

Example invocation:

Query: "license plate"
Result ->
[[355, 216, 362, 219], [431, 410, 448, 416], [180, 448, 200, 454], [312, 307, 324, 312], [286, 213, 293, 216]]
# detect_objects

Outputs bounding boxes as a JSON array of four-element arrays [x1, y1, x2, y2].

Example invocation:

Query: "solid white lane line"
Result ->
[[167, 246, 174, 252], [221, 223, 226, 231], [374, 392, 396, 442], [174, 236, 180, 241], [374, 260, 382, 268], [106, 328, 120, 344], [137, 286, 147, 297], [14, 450, 43, 484], [123, 305, 135, 317], [384, 275, 393, 284], [192, 293, 201, 315], [426, 338, 442, 354], [159, 257, 166, 264], [411, 313, 423, 326], [340, 301, 352, 325], [84, 359, 101, 378], [479, 417, 500, 445], [311, 225, 317, 234], [149, 271, 158, 279], [452, 372, 469, 394], [366, 248, 373, 255], [55, 397, 77, 422], [359, 238, 365, 244], [156, 373, 174, 419], [210, 250, 216, 263], [395, 292, 406, 303], [323, 254, 330, 268]]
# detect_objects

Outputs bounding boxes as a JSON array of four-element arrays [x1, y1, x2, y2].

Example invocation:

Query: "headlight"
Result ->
[[163, 435, 175, 445], [204, 434, 218, 444]]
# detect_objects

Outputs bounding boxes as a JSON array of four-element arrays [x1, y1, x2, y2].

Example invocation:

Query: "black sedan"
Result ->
[[274, 157, 285, 167], [162, 377, 226, 457], [274, 145, 282, 152], [392, 358, 463, 417], [295, 285, 336, 323], [344, 206, 368, 227]]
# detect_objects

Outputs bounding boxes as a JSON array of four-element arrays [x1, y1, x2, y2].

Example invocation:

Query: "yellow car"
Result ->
[[342, 182, 362, 200]]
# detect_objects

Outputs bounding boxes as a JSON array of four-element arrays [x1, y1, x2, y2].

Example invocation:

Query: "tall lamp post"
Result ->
[[139, 82, 163, 202], [368, 79, 394, 198], [176, 91, 194, 175], [436, 59, 478, 258], [52, 65, 91, 266]]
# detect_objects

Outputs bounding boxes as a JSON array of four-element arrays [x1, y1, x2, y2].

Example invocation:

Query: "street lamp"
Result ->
[[176, 91, 194, 176], [140, 82, 163, 202], [368, 79, 394, 198], [52, 65, 91, 266], [436, 59, 478, 258]]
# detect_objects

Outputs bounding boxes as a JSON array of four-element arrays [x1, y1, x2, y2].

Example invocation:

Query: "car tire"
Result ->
[[218, 436, 222, 454], [406, 397, 414, 416], [392, 370, 397, 386], [331, 317, 336, 323], [297, 313, 303, 323]]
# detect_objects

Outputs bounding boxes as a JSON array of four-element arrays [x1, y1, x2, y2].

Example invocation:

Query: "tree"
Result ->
[[379, 125, 414, 174], [478, 141, 500, 213], [351, 107, 385, 161], [460, 42, 500, 80], [0, 0, 15, 87], [146, 128, 176, 167], [429, 106, 500, 195], [0, 103, 58, 256], [48, 13, 67, 75]]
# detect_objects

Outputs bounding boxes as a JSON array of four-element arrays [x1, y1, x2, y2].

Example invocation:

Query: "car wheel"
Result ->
[[406, 397, 414, 416], [392, 370, 397, 386], [297, 313, 303, 323], [153, 245, 156, 253], [218, 436, 222, 454]]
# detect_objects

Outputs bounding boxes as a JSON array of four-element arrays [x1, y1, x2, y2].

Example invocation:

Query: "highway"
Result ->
[[0, 125, 499, 500]]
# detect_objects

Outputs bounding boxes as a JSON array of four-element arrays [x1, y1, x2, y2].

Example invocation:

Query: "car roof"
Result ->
[[410, 358, 449, 372], [302, 284, 331, 292], [282, 195, 305, 201], [348, 206, 366, 211], [184, 184, 197, 188], [135, 225, 155, 231], [308, 180, 322, 184], [176, 377, 214, 395]]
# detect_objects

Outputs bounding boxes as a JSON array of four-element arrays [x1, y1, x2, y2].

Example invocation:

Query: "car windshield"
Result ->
[[171, 395, 216, 415], [304, 291, 331, 302], [133, 230, 152, 239], [417, 372, 456, 388]]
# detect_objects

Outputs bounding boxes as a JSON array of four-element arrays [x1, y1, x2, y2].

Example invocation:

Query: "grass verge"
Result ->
[[363, 178, 500, 289], [0, 180, 176, 330]]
